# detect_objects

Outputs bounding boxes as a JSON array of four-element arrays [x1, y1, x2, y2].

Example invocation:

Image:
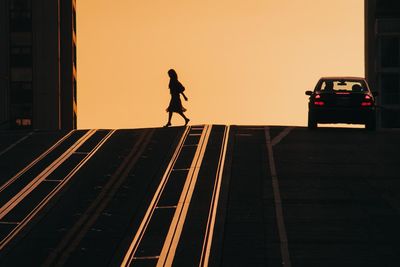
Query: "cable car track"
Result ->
[[0, 130, 75, 195], [121, 125, 194, 266], [43, 128, 155, 266], [0, 129, 116, 251], [0, 126, 233, 266], [121, 125, 231, 267], [199, 126, 230, 267]]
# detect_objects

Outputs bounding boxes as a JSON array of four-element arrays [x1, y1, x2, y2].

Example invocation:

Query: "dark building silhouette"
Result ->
[[0, 0, 77, 130], [366, 0, 400, 127]]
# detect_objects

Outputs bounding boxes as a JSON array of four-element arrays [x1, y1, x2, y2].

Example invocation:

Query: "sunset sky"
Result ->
[[76, 0, 364, 129]]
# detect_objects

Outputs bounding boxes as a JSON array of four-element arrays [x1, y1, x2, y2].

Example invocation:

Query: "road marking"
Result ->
[[265, 127, 292, 267], [0, 130, 115, 251], [200, 125, 230, 267], [0, 131, 34, 157], [157, 125, 212, 267], [271, 127, 294, 147], [121, 126, 191, 267]]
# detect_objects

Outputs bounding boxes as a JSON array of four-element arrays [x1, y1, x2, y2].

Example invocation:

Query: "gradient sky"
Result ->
[[76, 0, 364, 129]]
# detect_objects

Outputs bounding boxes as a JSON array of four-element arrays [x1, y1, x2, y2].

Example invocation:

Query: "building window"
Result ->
[[9, 0, 33, 129], [10, 46, 32, 67], [381, 73, 400, 105], [10, 0, 31, 10], [15, 118, 32, 127], [10, 11, 31, 32], [11, 32, 32, 46], [10, 82, 33, 105], [11, 68, 32, 82], [10, 103, 33, 128], [10, 0, 32, 32], [381, 37, 399, 68]]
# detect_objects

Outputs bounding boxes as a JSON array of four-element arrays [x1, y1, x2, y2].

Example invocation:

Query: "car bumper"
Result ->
[[310, 107, 375, 124]]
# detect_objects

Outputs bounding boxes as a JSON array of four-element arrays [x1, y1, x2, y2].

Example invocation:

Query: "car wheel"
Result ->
[[308, 111, 317, 129]]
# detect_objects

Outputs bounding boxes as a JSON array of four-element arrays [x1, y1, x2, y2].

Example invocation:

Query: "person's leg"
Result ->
[[164, 112, 172, 127], [178, 111, 190, 125]]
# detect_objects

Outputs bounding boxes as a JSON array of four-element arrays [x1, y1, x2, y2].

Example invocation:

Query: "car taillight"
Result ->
[[361, 102, 372, 107], [314, 101, 325, 106], [361, 94, 373, 107], [313, 94, 324, 106]]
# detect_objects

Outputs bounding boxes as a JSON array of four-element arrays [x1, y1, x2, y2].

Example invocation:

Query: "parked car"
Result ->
[[305, 77, 377, 130]]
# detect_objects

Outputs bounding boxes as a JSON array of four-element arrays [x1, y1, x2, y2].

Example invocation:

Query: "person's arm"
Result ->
[[181, 92, 188, 101]]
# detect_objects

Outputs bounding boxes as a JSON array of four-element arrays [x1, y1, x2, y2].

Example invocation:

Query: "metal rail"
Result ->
[[0, 130, 97, 219], [43, 129, 155, 266], [0, 130, 75, 194], [157, 125, 212, 267], [121, 126, 192, 266], [200, 125, 230, 267], [0, 130, 116, 251]]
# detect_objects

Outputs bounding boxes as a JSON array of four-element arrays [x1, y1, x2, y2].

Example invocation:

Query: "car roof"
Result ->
[[319, 76, 366, 81]]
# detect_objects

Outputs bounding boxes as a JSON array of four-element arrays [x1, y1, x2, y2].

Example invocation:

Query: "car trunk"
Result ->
[[319, 92, 366, 107]]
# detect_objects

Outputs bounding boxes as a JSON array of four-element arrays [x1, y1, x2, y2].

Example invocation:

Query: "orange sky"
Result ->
[[76, 0, 364, 129]]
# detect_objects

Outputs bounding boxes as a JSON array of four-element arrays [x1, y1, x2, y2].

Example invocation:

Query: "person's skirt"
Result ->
[[166, 95, 186, 113]]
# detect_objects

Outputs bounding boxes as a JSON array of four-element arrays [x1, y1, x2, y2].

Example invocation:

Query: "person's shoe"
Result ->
[[164, 122, 171, 127], [184, 118, 190, 126]]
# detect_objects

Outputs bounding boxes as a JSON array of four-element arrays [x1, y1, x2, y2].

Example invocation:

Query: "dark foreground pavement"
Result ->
[[0, 125, 399, 266]]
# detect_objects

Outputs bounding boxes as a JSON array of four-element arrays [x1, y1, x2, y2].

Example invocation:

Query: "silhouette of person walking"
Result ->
[[164, 69, 190, 127]]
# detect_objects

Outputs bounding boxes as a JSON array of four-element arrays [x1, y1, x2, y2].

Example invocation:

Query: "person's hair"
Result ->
[[168, 69, 178, 80]]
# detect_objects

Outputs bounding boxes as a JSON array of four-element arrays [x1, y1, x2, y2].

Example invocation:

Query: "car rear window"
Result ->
[[318, 80, 368, 92]]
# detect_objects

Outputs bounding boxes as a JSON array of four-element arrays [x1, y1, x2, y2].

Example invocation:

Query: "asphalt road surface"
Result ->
[[0, 125, 399, 266]]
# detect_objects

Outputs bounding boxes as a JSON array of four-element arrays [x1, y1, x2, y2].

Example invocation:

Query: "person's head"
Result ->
[[352, 84, 362, 92], [168, 69, 178, 80]]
